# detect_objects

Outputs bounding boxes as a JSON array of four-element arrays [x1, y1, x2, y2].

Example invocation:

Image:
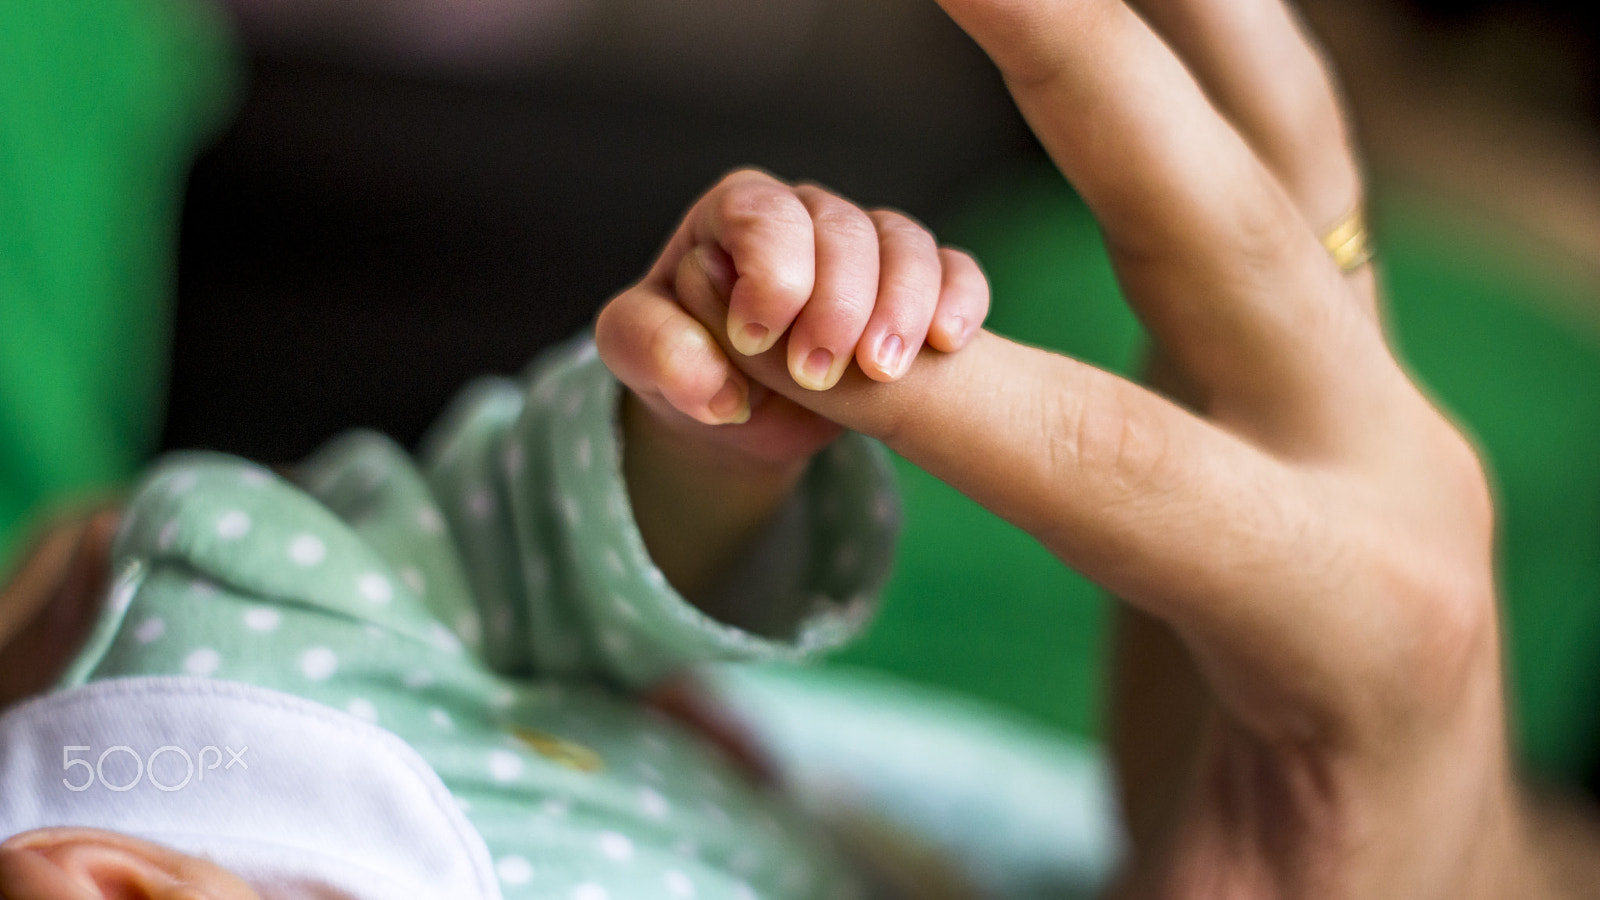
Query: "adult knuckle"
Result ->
[[1051, 377, 1177, 501], [1438, 428, 1495, 530], [1229, 187, 1302, 274], [1370, 537, 1495, 709]]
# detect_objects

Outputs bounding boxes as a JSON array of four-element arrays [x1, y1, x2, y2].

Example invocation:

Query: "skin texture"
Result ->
[[4, 0, 1598, 894], [598, 0, 1600, 896], [597, 170, 989, 597]]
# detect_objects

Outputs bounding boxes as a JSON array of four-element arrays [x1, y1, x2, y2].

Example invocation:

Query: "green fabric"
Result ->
[[67, 338, 896, 899], [710, 662, 1121, 899], [0, 0, 236, 573], [842, 163, 1600, 785]]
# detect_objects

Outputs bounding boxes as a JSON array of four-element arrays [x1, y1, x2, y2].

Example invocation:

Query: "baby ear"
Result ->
[[0, 827, 262, 900]]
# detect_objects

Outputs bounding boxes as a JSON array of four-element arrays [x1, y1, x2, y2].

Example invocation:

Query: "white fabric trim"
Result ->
[[0, 677, 502, 900]]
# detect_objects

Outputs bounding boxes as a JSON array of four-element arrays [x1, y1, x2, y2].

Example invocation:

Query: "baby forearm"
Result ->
[[620, 392, 806, 608]]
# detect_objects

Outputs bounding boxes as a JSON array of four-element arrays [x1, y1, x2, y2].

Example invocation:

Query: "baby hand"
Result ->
[[596, 169, 988, 462]]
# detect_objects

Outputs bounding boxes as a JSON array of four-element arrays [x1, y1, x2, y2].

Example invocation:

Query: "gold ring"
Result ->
[[1321, 208, 1373, 273]]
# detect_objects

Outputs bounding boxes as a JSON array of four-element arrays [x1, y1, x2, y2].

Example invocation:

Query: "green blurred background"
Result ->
[[3, 0, 1599, 795]]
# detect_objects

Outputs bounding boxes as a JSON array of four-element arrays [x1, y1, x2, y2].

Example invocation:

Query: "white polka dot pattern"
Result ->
[[299, 646, 338, 681], [488, 750, 523, 783], [664, 870, 695, 897], [497, 855, 534, 886], [358, 573, 392, 605], [345, 697, 379, 723], [289, 534, 326, 566], [243, 607, 281, 632], [183, 647, 220, 677], [598, 831, 633, 861], [215, 510, 251, 540], [87, 342, 884, 900], [134, 618, 165, 644]]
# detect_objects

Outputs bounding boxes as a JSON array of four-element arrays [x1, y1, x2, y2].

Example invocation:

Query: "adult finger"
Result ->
[[1130, 0, 1360, 231], [854, 209, 942, 382], [784, 185, 880, 390], [932, 0, 1376, 448], [1127, 0, 1380, 313], [927, 247, 990, 353], [595, 275, 751, 426], [671, 254, 1374, 730]]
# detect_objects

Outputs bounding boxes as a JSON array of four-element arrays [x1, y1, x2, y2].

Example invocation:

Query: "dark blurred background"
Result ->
[[2, 0, 1598, 812], [166, 0, 1035, 458], [165, 0, 1600, 460]]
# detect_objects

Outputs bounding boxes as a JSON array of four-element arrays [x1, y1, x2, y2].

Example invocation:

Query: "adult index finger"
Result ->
[[932, 0, 1381, 456], [671, 237, 1366, 736]]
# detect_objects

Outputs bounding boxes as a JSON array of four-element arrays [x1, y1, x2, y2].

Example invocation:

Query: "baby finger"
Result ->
[[927, 247, 990, 353], [855, 209, 941, 382]]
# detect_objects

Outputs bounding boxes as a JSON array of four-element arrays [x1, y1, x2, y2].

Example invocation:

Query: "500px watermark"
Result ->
[[62, 744, 249, 792]]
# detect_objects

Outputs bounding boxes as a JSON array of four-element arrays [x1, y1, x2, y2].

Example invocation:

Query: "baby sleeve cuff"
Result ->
[[535, 337, 900, 689]]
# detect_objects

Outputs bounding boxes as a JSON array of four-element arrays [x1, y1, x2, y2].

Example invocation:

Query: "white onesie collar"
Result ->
[[0, 676, 502, 900]]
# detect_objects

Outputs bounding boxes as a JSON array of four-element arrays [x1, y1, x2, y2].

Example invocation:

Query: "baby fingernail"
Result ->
[[728, 316, 772, 357], [796, 347, 835, 391], [743, 322, 770, 350], [875, 334, 905, 377], [708, 378, 750, 424]]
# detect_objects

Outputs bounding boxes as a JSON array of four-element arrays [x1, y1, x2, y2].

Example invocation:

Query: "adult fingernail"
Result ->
[[694, 245, 734, 298], [708, 378, 750, 424], [875, 334, 905, 377], [796, 347, 835, 391]]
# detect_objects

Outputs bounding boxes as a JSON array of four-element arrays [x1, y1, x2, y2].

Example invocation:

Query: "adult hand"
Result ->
[[655, 0, 1550, 894]]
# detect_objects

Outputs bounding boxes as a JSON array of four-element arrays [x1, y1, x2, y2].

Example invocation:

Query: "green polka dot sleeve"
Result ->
[[52, 335, 894, 899], [419, 336, 899, 688], [70, 334, 899, 694]]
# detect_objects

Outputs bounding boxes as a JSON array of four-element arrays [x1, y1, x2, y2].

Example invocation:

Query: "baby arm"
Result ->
[[595, 169, 990, 602]]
